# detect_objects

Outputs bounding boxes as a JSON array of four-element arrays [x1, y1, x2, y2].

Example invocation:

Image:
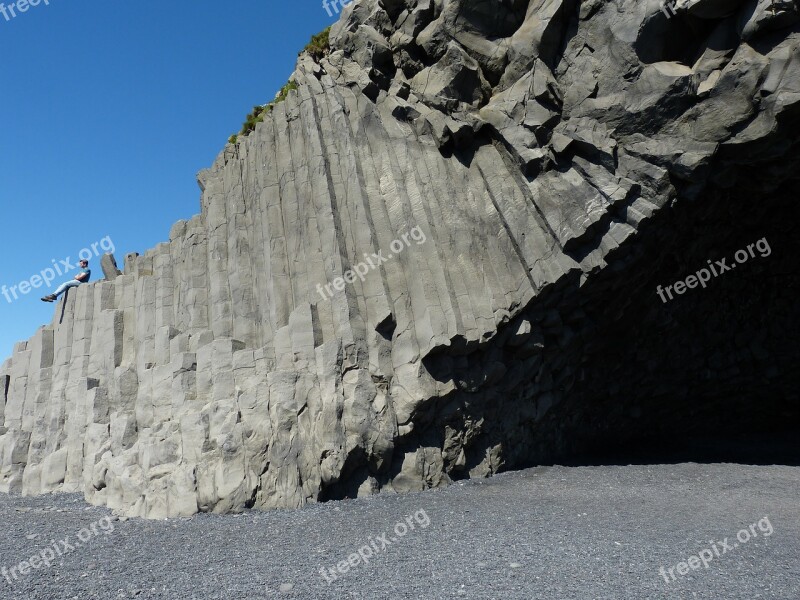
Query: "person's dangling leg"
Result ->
[[42, 280, 80, 302], [54, 280, 81, 298]]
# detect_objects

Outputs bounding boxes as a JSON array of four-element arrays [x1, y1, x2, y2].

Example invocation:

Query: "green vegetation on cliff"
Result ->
[[228, 27, 331, 145], [302, 27, 330, 61]]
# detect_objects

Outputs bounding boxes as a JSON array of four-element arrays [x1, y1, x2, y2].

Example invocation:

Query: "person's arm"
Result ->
[[75, 271, 88, 281]]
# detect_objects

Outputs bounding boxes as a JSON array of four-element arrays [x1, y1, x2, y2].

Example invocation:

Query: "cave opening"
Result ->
[[535, 175, 800, 469]]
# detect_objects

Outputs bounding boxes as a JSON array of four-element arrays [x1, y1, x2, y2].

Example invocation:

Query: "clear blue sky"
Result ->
[[0, 0, 336, 359]]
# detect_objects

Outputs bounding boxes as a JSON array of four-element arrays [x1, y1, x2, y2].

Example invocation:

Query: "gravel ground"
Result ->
[[0, 463, 797, 600]]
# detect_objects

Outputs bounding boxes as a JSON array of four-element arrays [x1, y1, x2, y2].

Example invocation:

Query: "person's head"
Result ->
[[79, 259, 89, 268]]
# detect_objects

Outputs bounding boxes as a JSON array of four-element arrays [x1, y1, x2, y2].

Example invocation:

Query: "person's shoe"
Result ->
[[41, 295, 55, 302]]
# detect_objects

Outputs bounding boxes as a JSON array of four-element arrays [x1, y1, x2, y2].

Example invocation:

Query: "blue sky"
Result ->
[[0, 0, 336, 359]]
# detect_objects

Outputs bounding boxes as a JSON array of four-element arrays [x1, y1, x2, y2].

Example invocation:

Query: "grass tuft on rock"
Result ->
[[302, 27, 331, 61], [228, 26, 331, 144]]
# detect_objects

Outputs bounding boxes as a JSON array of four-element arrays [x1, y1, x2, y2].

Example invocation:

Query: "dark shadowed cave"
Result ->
[[413, 164, 800, 485]]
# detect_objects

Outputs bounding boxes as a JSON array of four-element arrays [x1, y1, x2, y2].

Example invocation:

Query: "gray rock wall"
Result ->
[[1, 0, 799, 517]]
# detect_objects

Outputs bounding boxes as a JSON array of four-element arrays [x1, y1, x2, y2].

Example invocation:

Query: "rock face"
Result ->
[[100, 253, 122, 281], [2, 0, 799, 518]]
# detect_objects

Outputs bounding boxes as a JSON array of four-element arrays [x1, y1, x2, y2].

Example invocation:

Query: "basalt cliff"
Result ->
[[1, 0, 799, 518]]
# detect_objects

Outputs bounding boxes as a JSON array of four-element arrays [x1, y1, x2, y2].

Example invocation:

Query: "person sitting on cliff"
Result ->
[[41, 259, 91, 302]]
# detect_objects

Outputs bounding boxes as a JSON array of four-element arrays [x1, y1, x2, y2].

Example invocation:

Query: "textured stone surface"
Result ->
[[1, 463, 798, 599], [100, 253, 122, 281], [1, 0, 799, 518]]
